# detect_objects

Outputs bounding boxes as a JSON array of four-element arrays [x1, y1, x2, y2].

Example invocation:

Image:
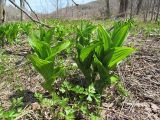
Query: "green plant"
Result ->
[[0, 97, 23, 120], [20, 22, 32, 35], [35, 82, 101, 119], [0, 23, 20, 47], [60, 81, 100, 104], [28, 31, 70, 92], [75, 21, 135, 93], [39, 27, 54, 44], [26, 20, 135, 119], [59, 80, 102, 119], [5, 23, 20, 44], [0, 25, 6, 47], [0, 64, 4, 75], [35, 92, 75, 119], [54, 24, 68, 41], [75, 21, 98, 86]]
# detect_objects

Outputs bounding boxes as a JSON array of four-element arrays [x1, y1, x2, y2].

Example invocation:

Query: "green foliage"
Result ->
[[0, 22, 33, 46], [20, 22, 32, 35], [0, 25, 6, 47], [76, 21, 96, 46], [35, 92, 75, 119], [60, 81, 100, 104], [0, 19, 136, 119], [0, 97, 23, 120], [54, 24, 69, 41], [4, 23, 20, 44], [75, 21, 135, 93], [0, 64, 5, 75], [28, 30, 70, 92]]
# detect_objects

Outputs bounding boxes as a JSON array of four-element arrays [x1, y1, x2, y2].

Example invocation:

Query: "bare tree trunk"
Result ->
[[105, 0, 110, 18], [151, 0, 156, 21], [130, 0, 133, 19], [136, 0, 143, 15], [20, 0, 25, 21], [65, 0, 69, 14], [156, 0, 160, 21], [118, 0, 128, 17], [143, 0, 151, 22], [0, 0, 6, 23], [56, 0, 59, 17], [72, 3, 73, 18]]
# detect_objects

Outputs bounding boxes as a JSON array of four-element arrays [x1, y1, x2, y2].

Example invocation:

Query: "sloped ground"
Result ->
[[102, 36, 160, 119], [0, 34, 160, 119]]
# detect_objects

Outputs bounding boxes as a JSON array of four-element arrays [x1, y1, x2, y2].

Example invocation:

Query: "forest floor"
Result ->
[[0, 21, 160, 120], [102, 34, 160, 119]]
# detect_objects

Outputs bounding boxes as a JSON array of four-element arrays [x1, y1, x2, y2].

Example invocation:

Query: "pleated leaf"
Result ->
[[46, 40, 70, 61], [112, 24, 130, 47], [28, 54, 54, 80], [80, 42, 101, 63], [29, 37, 51, 59], [98, 25, 111, 53], [105, 47, 135, 69]]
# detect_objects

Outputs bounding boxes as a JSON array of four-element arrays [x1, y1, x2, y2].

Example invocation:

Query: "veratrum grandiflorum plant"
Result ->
[[28, 30, 70, 92], [75, 21, 135, 94]]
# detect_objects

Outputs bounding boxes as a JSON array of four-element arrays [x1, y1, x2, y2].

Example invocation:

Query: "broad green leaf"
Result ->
[[94, 55, 108, 77], [28, 54, 54, 80], [76, 43, 83, 55], [43, 67, 64, 91], [98, 25, 111, 52], [94, 56, 119, 89], [104, 47, 135, 69], [77, 21, 96, 46], [75, 57, 92, 81], [46, 40, 70, 61], [40, 27, 53, 44], [44, 29, 54, 44], [112, 23, 130, 47], [80, 41, 101, 63], [95, 45, 104, 61], [29, 37, 51, 59]]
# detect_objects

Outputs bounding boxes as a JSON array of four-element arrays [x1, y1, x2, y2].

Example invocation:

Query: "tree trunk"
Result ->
[[56, 0, 59, 17], [0, 0, 6, 23], [105, 0, 110, 18], [156, 0, 160, 21], [20, 0, 25, 21], [151, 0, 156, 21], [143, 0, 151, 22], [130, 0, 133, 19], [65, 0, 69, 14], [136, 0, 143, 15], [118, 0, 128, 17]]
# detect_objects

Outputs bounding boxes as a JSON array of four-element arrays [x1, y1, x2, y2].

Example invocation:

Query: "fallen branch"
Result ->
[[24, 0, 40, 21], [8, 0, 51, 28], [71, 0, 79, 6]]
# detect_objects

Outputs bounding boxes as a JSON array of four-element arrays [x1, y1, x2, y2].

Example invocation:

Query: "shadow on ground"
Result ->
[[9, 89, 37, 108]]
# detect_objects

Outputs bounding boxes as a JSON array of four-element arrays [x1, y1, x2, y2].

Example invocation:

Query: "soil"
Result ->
[[102, 35, 160, 120], [0, 34, 159, 119]]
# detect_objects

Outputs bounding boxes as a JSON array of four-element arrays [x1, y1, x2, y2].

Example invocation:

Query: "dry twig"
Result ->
[[8, 0, 51, 28]]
